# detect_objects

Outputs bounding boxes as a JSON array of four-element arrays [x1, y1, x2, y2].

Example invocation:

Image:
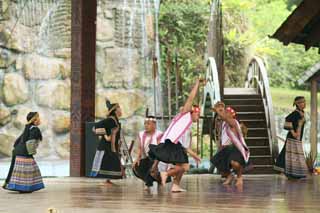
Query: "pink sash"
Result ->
[[139, 130, 163, 149], [224, 121, 250, 162], [161, 112, 193, 144]]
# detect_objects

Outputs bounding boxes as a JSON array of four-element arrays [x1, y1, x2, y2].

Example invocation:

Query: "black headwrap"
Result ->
[[293, 96, 305, 107], [14, 112, 42, 147], [106, 99, 119, 117]]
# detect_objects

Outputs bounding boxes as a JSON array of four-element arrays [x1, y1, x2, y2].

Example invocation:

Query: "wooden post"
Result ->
[[310, 79, 318, 161], [209, 117, 213, 158], [175, 52, 179, 113], [70, 0, 97, 177], [166, 48, 172, 120]]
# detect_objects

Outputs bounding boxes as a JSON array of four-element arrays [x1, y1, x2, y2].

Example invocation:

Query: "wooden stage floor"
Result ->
[[0, 175, 319, 213]]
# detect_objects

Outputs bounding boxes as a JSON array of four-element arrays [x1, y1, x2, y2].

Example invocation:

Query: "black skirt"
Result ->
[[148, 139, 188, 164], [90, 141, 122, 179], [133, 158, 159, 187], [211, 145, 245, 173]]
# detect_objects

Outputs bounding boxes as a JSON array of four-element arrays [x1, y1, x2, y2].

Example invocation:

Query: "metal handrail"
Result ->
[[245, 56, 279, 162]]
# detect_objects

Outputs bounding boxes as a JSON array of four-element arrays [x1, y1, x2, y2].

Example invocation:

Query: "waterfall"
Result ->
[[116, 0, 163, 116]]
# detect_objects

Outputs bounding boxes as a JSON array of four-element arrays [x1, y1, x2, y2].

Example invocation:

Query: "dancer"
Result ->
[[274, 96, 308, 179], [132, 116, 164, 190], [90, 100, 123, 185], [149, 79, 203, 192], [211, 102, 250, 187], [213, 101, 225, 150], [3, 112, 45, 193]]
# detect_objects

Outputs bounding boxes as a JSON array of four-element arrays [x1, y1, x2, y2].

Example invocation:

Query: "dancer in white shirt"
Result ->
[[149, 79, 204, 192]]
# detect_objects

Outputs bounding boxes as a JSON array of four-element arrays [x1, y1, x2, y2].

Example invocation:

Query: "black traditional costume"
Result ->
[[274, 106, 308, 179], [90, 101, 123, 179], [211, 107, 250, 173], [3, 112, 44, 192], [133, 122, 163, 187], [149, 112, 193, 164]]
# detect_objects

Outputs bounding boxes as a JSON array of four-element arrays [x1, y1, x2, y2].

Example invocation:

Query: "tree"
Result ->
[[159, 0, 210, 114]]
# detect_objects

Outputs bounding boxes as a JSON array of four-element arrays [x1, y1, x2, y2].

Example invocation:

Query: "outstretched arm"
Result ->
[[133, 137, 142, 167], [181, 79, 200, 113]]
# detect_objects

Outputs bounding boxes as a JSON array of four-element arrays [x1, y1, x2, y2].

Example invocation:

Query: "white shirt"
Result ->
[[139, 130, 163, 158], [160, 112, 193, 144], [179, 127, 192, 149], [221, 121, 232, 146]]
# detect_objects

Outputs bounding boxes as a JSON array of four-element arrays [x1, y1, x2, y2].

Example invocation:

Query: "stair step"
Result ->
[[223, 99, 263, 105], [226, 105, 264, 112], [239, 119, 267, 128], [245, 137, 269, 146], [246, 166, 277, 174], [224, 88, 257, 95], [248, 146, 271, 155], [250, 155, 273, 165], [224, 95, 261, 100], [236, 112, 266, 120], [247, 128, 268, 137]]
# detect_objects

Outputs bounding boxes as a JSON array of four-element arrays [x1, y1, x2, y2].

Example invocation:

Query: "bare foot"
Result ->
[[171, 184, 187, 193], [144, 186, 150, 191], [160, 172, 168, 186], [235, 176, 243, 187], [102, 180, 114, 187], [223, 174, 234, 185]]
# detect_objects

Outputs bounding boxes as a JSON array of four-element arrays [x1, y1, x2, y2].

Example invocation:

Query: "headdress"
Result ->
[[226, 107, 236, 118], [106, 99, 119, 116], [145, 115, 157, 122], [293, 96, 305, 107], [191, 105, 200, 113], [26, 112, 39, 125]]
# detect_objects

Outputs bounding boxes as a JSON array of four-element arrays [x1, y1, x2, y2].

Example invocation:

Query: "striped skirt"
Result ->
[[4, 156, 44, 192], [285, 138, 308, 178]]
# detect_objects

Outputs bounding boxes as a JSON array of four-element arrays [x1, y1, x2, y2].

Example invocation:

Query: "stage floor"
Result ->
[[0, 175, 319, 213]]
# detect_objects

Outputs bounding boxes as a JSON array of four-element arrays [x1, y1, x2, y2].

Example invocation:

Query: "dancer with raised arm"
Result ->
[[211, 102, 250, 187], [148, 79, 204, 192]]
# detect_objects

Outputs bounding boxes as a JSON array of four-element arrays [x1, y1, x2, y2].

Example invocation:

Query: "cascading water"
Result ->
[[0, 0, 70, 178], [0, 0, 164, 178], [112, 0, 163, 116]]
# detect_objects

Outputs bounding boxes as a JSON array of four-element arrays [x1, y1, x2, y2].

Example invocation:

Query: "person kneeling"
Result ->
[[133, 116, 165, 190], [211, 103, 250, 187]]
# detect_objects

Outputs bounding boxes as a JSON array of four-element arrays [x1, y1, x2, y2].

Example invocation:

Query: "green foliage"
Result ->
[[159, 0, 210, 114], [223, 0, 320, 89], [221, 0, 254, 87], [286, 0, 303, 10], [159, 0, 320, 101]]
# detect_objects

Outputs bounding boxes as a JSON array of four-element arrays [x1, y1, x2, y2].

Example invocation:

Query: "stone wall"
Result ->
[[0, 0, 158, 161], [0, 0, 71, 160], [95, 0, 157, 151]]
